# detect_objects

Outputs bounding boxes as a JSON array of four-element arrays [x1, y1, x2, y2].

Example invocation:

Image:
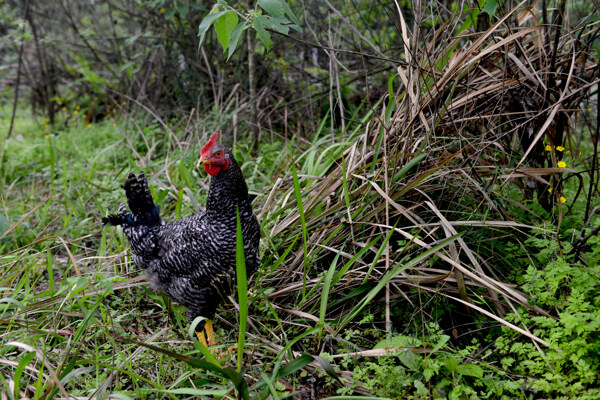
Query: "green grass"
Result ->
[[2, 97, 600, 399]]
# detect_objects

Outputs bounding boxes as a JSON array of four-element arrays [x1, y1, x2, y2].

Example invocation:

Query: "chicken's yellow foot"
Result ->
[[195, 320, 217, 347], [196, 329, 209, 347], [204, 319, 217, 347]]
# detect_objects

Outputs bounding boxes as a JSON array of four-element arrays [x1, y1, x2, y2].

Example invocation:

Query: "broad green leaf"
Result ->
[[227, 22, 246, 60], [399, 350, 421, 371], [215, 11, 239, 52], [253, 15, 272, 49], [265, 15, 290, 35], [198, 10, 228, 47], [374, 335, 421, 349], [258, 0, 284, 16], [444, 357, 459, 372], [457, 363, 484, 378]]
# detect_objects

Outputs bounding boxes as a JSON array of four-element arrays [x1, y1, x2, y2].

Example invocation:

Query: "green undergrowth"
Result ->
[[1, 104, 600, 399]]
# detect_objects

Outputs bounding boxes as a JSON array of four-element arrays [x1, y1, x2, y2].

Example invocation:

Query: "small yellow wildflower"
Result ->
[[548, 188, 552, 194], [44, 124, 49, 129], [556, 146, 565, 152], [74, 110, 78, 115], [75, 105, 80, 110], [112, 123, 117, 128], [44, 135, 50, 139], [560, 196, 566, 203], [62, 107, 66, 111], [213, 61, 217, 65], [160, 7, 166, 13], [545, 144, 552, 151], [122, 101, 127, 105], [228, 74, 232, 78], [557, 161, 567, 168], [220, 69, 224, 73]]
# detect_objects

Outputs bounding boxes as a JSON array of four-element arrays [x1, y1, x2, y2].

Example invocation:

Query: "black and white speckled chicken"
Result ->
[[102, 132, 260, 347]]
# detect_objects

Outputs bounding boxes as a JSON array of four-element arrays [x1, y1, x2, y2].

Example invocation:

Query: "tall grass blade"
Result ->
[[291, 158, 308, 297], [235, 206, 248, 374]]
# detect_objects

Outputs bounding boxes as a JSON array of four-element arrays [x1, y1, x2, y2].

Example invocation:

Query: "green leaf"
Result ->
[[456, 363, 484, 378], [258, 0, 284, 16], [430, 335, 450, 354], [399, 350, 421, 371], [198, 10, 228, 47], [215, 11, 239, 52], [374, 335, 421, 349], [280, 0, 301, 26], [444, 357, 459, 372], [253, 15, 272, 49], [227, 22, 246, 60], [481, 0, 498, 18], [265, 16, 290, 35]]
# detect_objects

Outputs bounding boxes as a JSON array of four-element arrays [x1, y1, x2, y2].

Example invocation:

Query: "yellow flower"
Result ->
[[112, 123, 117, 128], [74, 110, 78, 115], [61, 107, 66, 111], [557, 161, 567, 168], [548, 188, 552, 194], [556, 146, 565, 152], [160, 7, 166, 13], [220, 69, 224, 73], [44, 135, 50, 139], [545, 145, 552, 151], [560, 196, 566, 203], [75, 105, 80, 110], [228, 74, 232, 78], [213, 61, 217, 65]]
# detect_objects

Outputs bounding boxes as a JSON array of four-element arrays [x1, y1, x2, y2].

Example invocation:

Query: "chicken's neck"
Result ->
[[205, 165, 251, 219]]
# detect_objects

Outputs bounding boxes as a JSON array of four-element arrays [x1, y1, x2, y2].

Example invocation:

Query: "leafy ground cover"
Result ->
[[1, 0, 600, 399]]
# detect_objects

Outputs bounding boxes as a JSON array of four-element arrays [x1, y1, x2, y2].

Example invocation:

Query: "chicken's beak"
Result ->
[[196, 157, 209, 168]]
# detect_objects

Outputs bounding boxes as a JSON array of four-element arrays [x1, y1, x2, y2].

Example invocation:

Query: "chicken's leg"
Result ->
[[204, 319, 217, 346], [195, 319, 217, 347]]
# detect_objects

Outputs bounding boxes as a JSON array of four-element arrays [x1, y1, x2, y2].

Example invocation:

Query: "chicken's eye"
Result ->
[[214, 151, 222, 157]]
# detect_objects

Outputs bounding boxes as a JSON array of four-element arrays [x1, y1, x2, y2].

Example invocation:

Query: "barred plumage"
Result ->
[[102, 137, 260, 335]]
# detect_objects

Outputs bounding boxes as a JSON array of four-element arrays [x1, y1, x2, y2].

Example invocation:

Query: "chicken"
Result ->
[[102, 132, 260, 347]]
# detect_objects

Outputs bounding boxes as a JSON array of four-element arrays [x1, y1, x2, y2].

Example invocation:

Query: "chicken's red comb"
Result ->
[[201, 132, 220, 158]]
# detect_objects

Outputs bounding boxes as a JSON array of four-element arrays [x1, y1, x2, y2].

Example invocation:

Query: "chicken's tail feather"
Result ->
[[102, 172, 162, 227]]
